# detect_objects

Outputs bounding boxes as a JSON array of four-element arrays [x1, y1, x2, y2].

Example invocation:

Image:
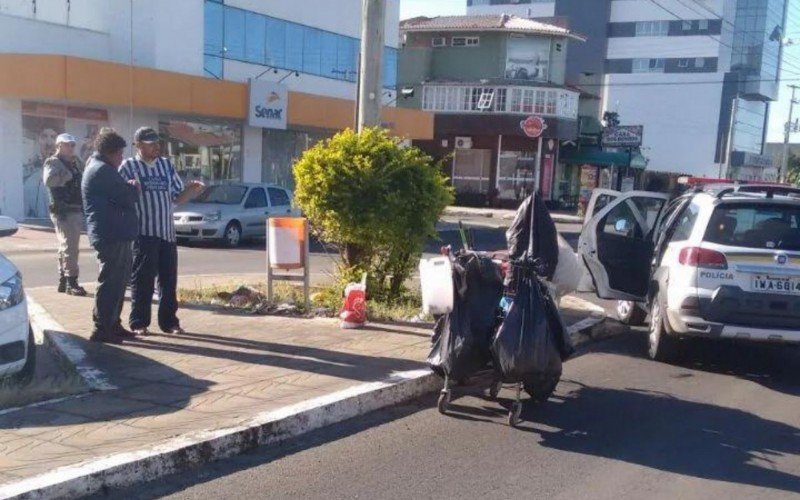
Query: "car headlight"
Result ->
[[0, 273, 24, 311], [204, 211, 222, 222]]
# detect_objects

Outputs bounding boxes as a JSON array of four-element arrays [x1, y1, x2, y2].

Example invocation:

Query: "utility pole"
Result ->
[[779, 84, 800, 183], [357, 0, 386, 132]]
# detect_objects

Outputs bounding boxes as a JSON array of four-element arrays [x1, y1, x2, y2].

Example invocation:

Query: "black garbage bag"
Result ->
[[505, 192, 559, 284], [542, 283, 575, 361], [491, 268, 562, 385], [428, 252, 504, 380]]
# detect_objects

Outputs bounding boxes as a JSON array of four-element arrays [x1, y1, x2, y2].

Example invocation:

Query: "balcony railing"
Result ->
[[421, 84, 579, 120]]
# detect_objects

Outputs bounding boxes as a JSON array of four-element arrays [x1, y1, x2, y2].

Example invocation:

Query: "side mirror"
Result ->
[[615, 219, 630, 234], [0, 216, 18, 238]]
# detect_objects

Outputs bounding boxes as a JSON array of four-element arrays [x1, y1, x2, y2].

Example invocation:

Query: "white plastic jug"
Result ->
[[419, 256, 454, 315]]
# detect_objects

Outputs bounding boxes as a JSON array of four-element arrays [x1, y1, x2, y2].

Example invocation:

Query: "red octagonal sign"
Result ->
[[520, 116, 547, 138]]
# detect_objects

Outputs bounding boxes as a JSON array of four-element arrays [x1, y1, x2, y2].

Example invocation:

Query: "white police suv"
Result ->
[[578, 184, 800, 362], [0, 217, 34, 383]]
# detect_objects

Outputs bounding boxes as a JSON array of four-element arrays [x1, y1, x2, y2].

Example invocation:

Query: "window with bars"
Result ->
[[421, 86, 579, 118]]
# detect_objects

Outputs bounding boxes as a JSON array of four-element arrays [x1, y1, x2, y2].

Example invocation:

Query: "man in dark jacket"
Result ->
[[82, 129, 140, 343]]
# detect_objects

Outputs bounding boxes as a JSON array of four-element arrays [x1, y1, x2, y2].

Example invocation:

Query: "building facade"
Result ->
[[0, 0, 431, 220], [398, 15, 584, 207], [467, 0, 790, 184]]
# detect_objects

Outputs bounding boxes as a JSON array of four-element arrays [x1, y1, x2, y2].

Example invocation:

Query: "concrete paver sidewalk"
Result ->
[[0, 282, 603, 497]]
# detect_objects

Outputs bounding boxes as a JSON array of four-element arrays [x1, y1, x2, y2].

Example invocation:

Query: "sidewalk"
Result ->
[[0, 282, 607, 498], [444, 206, 583, 224]]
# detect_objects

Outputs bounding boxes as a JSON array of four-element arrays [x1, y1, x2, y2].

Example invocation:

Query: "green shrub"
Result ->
[[294, 127, 453, 302]]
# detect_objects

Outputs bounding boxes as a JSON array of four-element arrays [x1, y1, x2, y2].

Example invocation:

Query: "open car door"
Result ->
[[579, 190, 670, 301]]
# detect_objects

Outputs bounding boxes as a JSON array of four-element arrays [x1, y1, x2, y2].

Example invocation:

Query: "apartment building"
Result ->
[[467, 0, 789, 184], [0, 0, 431, 220], [398, 14, 584, 206]]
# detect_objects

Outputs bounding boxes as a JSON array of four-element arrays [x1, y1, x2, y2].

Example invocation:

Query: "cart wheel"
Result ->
[[508, 402, 522, 427], [437, 390, 450, 415], [489, 379, 501, 399]]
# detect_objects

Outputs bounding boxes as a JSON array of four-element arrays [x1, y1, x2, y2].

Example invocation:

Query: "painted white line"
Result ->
[[0, 369, 439, 500], [26, 294, 116, 392], [0, 392, 93, 418]]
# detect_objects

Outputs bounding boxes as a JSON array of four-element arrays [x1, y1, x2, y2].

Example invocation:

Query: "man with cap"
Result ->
[[43, 133, 87, 296], [120, 127, 205, 336]]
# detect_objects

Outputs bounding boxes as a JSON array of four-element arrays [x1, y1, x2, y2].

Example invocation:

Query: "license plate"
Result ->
[[751, 276, 800, 295]]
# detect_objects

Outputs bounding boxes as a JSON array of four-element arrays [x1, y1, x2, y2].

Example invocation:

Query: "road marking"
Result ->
[[26, 294, 116, 392]]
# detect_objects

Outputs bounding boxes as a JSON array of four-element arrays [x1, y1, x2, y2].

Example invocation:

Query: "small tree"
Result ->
[[787, 154, 800, 186], [294, 127, 453, 302]]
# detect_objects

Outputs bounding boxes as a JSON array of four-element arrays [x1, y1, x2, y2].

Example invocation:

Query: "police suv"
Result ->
[[578, 183, 800, 362]]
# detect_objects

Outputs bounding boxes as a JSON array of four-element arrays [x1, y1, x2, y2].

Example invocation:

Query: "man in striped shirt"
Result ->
[[120, 127, 205, 336]]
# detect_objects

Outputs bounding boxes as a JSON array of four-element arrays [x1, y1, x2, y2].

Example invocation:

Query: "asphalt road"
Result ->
[[14, 222, 583, 288], [114, 332, 800, 500]]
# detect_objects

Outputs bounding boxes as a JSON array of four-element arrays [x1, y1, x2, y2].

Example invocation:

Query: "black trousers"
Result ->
[[93, 240, 132, 334], [130, 236, 180, 332]]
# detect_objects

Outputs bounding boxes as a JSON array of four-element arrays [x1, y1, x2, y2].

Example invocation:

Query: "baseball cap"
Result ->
[[56, 133, 77, 144], [134, 127, 160, 143]]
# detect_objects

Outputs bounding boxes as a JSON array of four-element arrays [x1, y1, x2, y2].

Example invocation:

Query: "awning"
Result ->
[[560, 146, 639, 168]]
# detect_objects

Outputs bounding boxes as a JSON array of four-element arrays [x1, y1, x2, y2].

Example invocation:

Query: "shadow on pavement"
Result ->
[[124, 330, 425, 383], [518, 382, 800, 494], [593, 331, 800, 398], [0, 332, 212, 428]]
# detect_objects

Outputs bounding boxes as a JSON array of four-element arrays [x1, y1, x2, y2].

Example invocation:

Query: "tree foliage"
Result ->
[[294, 127, 453, 301]]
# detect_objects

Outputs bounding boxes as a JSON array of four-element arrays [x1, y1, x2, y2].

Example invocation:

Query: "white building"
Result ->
[[467, 0, 788, 183], [0, 0, 430, 220]]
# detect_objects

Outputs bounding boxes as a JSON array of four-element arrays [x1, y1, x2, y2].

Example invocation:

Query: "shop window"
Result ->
[[265, 17, 286, 68], [160, 120, 242, 184], [321, 31, 338, 78], [534, 90, 545, 114], [285, 22, 304, 71], [204, 54, 223, 79], [522, 89, 534, 113], [336, 35, 358, 82], [223, 7, 245, 60], [204, 1, 224, 57], [244, 11, 266, 64], [303, 27, 322, 75], [546, 91, 557, 115], [383, 47, 398, 89]]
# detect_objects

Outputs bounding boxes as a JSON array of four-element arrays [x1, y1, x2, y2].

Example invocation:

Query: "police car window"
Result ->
[[669, 203, 700, 242], [603, 202, 643, 239], [704, 204, 800, 250], [593, 194, 616, 217], [630, 197, 666, 235]]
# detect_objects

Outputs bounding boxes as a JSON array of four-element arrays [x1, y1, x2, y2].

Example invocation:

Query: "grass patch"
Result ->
[[177, 280, 432, 324]]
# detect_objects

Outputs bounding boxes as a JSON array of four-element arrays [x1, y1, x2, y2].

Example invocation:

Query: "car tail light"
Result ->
[[679, 247, 728, 270]]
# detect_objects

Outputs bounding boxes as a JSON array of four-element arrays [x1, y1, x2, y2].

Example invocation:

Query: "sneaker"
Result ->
[[166, 326, 185, 335], [65, 278, 88, 297], [89, 331, 124, 344], [57, 277, 66, 293], [132, 327, 150, 337], [114, 324, 138, 340]]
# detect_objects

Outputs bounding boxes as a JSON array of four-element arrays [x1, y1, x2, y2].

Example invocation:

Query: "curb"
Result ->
[[0, 369, 440, 500], [5, 298, 613, 500], [443, 207, 583, 225], [26, 295, 116, 392]]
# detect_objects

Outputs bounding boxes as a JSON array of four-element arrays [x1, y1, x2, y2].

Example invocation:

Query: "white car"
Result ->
[[0, 217, 34, 383], [578, 184, 800, 362], [174, 183, 298, 247]]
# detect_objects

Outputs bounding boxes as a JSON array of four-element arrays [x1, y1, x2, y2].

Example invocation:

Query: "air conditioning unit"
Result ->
[[455, 137, 473, 149]]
